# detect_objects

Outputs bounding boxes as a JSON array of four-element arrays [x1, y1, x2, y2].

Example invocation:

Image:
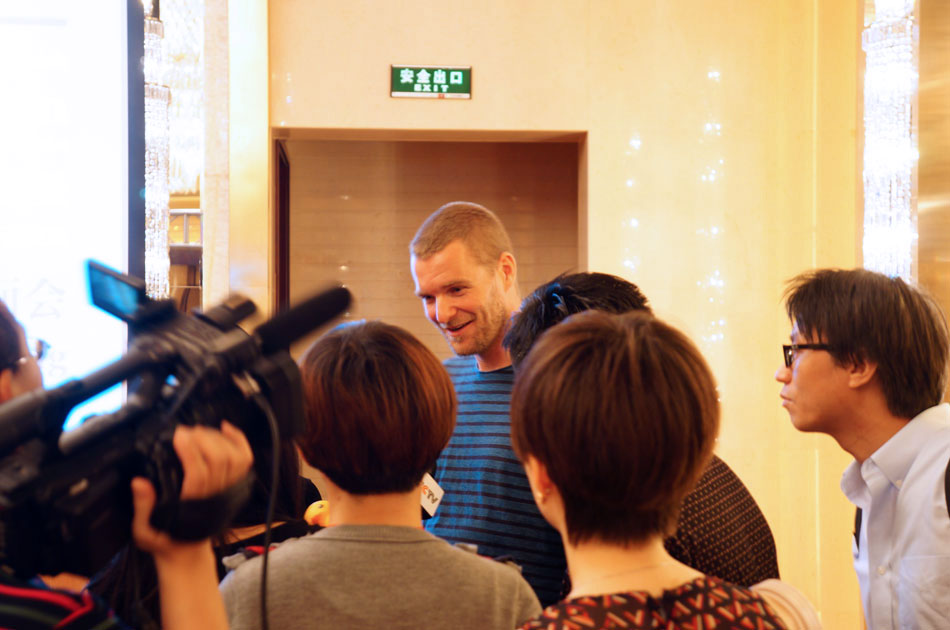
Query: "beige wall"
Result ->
[[918, 0, 950, 352], [228, 0, 271, 325], [227, 1, 862, 625]]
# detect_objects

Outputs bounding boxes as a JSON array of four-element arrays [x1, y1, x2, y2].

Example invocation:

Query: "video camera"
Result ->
[[0, 261, 350, 578]]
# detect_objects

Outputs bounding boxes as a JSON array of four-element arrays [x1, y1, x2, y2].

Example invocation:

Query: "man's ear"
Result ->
[[497, 252, 517, 290], [847, 358, 878, 389]]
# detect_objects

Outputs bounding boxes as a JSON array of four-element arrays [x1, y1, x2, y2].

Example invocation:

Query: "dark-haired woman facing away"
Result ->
[[510, 311, 819, 630], [220, 321, 540, 630]]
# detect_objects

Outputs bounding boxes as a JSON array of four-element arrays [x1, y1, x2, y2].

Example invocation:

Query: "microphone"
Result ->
[[254, 286, 352, 354]]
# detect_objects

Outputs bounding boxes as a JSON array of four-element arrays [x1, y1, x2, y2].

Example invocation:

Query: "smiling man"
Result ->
[[776, 268, 950, 630], [410, 201, 566, 606], [411, 237, 514, 370]]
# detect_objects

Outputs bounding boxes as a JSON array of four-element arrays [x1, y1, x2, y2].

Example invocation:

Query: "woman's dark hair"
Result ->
[[297, 320, 456, 495], [504, 272, 651, 369], [510, 311, 718, 546]]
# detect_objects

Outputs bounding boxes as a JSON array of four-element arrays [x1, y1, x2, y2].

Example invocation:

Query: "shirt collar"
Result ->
[[841, 458, 866, 506], [866, 403, 950, 490]]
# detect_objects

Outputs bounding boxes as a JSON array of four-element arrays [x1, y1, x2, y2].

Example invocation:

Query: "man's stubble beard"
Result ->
[[452, 283, 509, 358]]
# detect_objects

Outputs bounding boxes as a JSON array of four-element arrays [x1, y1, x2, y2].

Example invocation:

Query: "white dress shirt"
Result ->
[[841, 403, 950, 630]]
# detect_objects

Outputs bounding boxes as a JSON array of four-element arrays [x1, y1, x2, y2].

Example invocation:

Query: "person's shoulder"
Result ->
[[689, 455, 766, 511], [700, 575, 757, 594], [216, 521, 320, 566], [700, 454, 745, 484], [700, 576, 789, 611], [675, 577, 810, 627], [221, 530, 322, 585], [437, 540, 530, 582], [749, 578, 823, 629], [918, 404, 950, 448], [900, 404, 950, 481], [434, 543, 541, 617]]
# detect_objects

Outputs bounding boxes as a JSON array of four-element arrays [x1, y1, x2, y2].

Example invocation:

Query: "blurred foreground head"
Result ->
[[510, 310, 718, 545]]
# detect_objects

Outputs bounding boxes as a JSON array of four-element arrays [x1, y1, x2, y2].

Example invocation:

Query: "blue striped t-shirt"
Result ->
[[424, 356, 565, 606]]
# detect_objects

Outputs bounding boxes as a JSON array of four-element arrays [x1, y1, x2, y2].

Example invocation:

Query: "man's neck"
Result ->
[[836, 410, 910, 463], [474, 324, 514, 372], [475, 346, 512, 372]]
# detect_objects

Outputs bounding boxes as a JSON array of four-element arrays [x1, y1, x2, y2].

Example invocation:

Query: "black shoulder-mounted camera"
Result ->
[[0, 261, 350, 578]]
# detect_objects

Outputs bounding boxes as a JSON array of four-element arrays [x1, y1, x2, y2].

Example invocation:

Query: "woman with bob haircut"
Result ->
[[511, 311, 819, 629], [220, 320, 540, 630]]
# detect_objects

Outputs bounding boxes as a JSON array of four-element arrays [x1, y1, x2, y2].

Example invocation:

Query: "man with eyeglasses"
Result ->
[[775, 268, 950, 630], [0, 301, 47, 401]]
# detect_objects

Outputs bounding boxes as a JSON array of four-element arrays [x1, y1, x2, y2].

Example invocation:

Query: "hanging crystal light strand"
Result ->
[[163, 0, 204, 196], [144, 0, 171, 298], [862, 0, 918, 280]]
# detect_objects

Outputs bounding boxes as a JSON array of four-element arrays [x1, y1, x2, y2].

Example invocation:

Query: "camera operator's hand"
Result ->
[[131, 421, 253, 554], [131, 421, 252, 630]]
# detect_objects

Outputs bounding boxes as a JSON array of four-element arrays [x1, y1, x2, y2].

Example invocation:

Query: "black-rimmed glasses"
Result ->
[[30, 338, 50, 362], [782, 343, 833, 368]]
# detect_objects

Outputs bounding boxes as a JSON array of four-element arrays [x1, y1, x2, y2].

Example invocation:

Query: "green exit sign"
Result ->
[[391, 65, 471, 99]]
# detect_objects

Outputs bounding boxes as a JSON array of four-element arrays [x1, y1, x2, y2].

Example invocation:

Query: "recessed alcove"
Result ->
[[279, 134, 585, 359]]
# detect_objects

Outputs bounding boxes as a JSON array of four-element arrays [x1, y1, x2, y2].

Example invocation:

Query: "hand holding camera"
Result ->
[[132, 420, 253, 558], [132, 420, 254, 630]]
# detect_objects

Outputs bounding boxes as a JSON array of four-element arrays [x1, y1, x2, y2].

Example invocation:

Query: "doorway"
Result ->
[[280, 137, 583, 359]]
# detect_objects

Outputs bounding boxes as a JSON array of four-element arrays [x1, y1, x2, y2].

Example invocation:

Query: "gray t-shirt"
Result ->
[[220, 524, 541, 630]]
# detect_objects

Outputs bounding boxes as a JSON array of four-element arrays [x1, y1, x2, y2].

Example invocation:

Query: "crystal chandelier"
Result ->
[[862, 0, 918, 280], [144, 1, 171, 298], [163, 0, 203, 196]]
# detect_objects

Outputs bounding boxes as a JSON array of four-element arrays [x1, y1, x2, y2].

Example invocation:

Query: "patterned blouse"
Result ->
[[520, 576, 787, 630]]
